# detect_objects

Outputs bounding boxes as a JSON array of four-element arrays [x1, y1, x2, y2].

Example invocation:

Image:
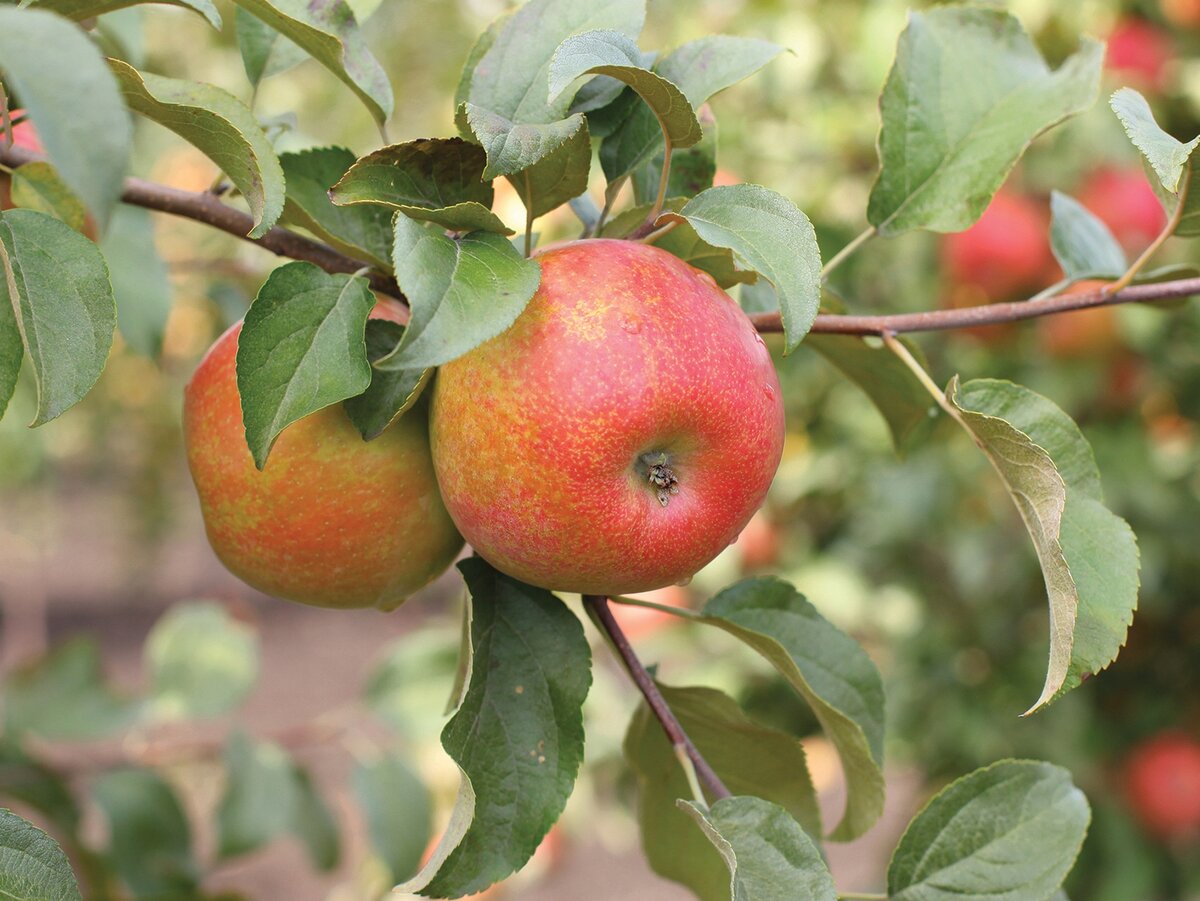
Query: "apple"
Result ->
[[1106, 17, 1174, 95], [1163, 0, 1200, 28], [1078, 167, 1166, 252], [1036, 281, 1123, 360], [941, 190, 1056, 301], [1123, 732, 1200, 839], [183, 308, 463, 610], [430, 238, 785, 596], [1, 110, 46, 210]]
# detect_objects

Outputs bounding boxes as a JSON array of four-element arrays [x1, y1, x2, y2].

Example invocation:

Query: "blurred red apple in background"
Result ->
[[1037, 281, 1123, 360], [1106, 17, 1174, 94], [1078, 167, 1166, 252], [1124, 732, 1200, 839]]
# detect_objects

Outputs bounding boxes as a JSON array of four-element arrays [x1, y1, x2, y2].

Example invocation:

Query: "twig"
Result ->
[[1108, 167, 1190, 293], [582, 594, 732, 803]]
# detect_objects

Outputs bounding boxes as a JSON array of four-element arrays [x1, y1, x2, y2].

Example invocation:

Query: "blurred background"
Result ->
[[2, 0, 1200, 897]]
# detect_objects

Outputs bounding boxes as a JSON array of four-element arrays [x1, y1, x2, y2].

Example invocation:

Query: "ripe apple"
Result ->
[[1036, 281, 1123, 360], [430, 238, 785, 596], [183, 309, 463, 610], [1163, 0, 1200, 28], [1078, 167, 1166, 252], [1106, 17, 1174, 95], [1123, 732, 1200, 839], [941, 190, 1056, 301]]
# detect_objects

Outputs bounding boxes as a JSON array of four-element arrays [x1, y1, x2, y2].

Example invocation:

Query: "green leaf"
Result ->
[[329, 138, 510, 235], [660, 185, 821, 352], [110, 60, 285, 239], [599, 35, 782, 188], [0, 210, 116, 426], [680, 797, 837, 901], [462, 0, 644, 127], [236, 6, 308, 87], [1149, 159, 1200, 238], [1109, 88, 1199, 193], [217, 732, 298, 859], [228, 0, 392, 124], [342, 319, 430, 441], [0, 808, 82, 901], [280, 147, 394, 268], [505, 116, 592, 220], [0, 7, 132, 226], [291, 767, 341, 872], [549, 30, 701, 149], [353, 752, 433, 883], [102, 205, 172, 357], [457, 0, 642, 183], [806, 334, 938, 454], [4, 638, 136, 742], [93, 769, 199, 898], [867, 8, 1102, 235], [1049, 191, 1127, 281], [145, 601, 259, 720], [625, 683, 822, 901], [697, 577, 885, 841], [383, 218, 540, 370], [398, 558, 591, 898], [235, 262, 375, 469], [9, 163, 88, 233], [888, 760, 1090, 900], [30, 0, 220, 28], [948, 378, 1140, 712]]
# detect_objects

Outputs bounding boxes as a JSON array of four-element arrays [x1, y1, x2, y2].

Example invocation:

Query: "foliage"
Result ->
[[2, 0, 1199, 898]]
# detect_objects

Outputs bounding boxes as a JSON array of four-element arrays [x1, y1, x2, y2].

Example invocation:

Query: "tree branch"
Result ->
[[582, 594, 732, 804], [3, 143, 1197, 336], [753, 275, 1200, 336]]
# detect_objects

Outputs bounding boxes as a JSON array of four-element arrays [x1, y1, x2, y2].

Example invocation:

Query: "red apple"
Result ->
[[1163, 0, 1200, 28], [1124, 732, 1200, 839], [1078, 167, 1166, 252], [183, 310, 463, 610], [941, 190, 1056, 301], [1, 111, 45, 210], [430, 239, 784, 596], [1106, 17, 1174, 95]]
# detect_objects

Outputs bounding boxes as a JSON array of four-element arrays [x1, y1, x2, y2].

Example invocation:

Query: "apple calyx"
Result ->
[[639, 451, 680, 507]]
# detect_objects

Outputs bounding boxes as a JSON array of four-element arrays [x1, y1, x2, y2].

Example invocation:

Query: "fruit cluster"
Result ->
[[183, 239, 785, 609]]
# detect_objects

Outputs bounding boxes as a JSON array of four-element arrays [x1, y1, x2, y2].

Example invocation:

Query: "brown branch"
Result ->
[[0, 143, 407, 313], [582, 594, 732, 804], [758, 276, 1200, 336], [4, 142, 1197, 336]]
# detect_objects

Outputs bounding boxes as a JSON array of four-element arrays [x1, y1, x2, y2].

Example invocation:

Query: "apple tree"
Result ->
[[0, 0, 1197, 898]]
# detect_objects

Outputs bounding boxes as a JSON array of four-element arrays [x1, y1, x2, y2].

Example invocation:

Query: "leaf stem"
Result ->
[[582, 594, 732, 803], [820, 226, 876, 279], [649, 142, 673, 224], [674, 743, 708, 808], [1109, 167, 1190, 293], [638, 218, 679, 245], [881, 331, 964, 428]]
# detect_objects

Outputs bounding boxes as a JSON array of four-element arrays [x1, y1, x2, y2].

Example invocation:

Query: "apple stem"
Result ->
[[583, 594, 732, 803]]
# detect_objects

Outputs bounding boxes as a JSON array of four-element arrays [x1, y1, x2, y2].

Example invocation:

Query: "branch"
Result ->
[[582, 594, 732, 804], [0, 143, 407, 314], [4, 143, 1197, 336], [756, 276, 1200, 336]]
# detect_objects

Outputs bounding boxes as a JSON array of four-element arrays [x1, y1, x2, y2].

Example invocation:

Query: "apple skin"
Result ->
[[430, 238, 785, 596], [183, 312, 464, 610], [1123, 732, 1200, 839], [1078, 167, 1166, 253], [1106, 17, 1174, 95], [1163, 0, 1200, 28], [941, 190, 1055, 300]]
